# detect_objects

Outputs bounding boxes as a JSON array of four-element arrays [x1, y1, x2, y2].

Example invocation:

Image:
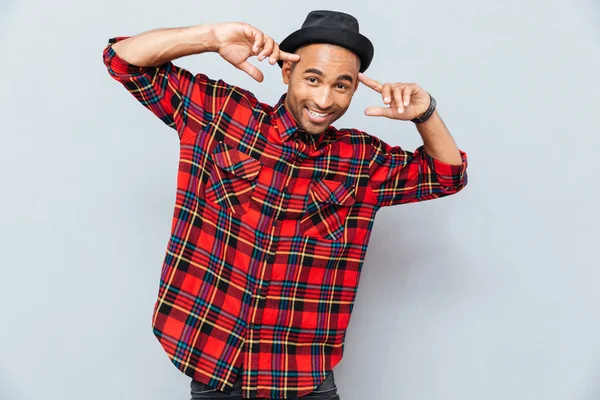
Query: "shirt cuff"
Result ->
[[421, 147, 468, 190], [104, 36, 146, 77]]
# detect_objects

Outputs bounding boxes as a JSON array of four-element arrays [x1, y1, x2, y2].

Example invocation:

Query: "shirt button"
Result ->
[[256, 289, 263, 296], [265, 255, 270, 261]]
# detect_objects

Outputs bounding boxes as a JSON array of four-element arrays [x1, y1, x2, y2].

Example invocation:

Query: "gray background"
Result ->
[[1, 0, 599, 399]]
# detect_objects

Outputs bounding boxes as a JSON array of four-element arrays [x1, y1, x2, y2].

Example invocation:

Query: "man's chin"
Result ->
[[299, 124, 326, 135], [299, 118, 332, 135]]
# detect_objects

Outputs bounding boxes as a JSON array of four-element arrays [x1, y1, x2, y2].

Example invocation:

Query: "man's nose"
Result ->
[[313, 89, 334, 110]]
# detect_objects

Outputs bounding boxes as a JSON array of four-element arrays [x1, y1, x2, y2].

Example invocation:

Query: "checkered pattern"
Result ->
[[103, 36, 468, 399]]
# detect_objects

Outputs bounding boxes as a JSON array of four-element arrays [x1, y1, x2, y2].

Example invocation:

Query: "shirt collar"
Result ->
[[271, 93, 332, 150]]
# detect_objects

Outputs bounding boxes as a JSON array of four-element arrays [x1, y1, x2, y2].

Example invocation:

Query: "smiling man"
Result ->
[[103, 10, 468, 400], [281, 44, 360, 133]]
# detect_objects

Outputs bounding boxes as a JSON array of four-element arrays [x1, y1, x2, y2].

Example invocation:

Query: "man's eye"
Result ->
[[307, 77, 317, 83], [337, 84, 348, 90]]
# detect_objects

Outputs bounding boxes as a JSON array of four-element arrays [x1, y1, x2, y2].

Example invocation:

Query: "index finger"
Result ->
[[358, 73, 382, 93], [279, 50, 300, 62]]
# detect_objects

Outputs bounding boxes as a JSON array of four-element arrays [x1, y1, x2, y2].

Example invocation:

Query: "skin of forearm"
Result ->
[[110, 24, 217, 67], [415, 110, 463, 165]]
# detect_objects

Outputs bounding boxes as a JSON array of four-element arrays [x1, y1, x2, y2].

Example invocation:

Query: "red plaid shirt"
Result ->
[[103, 36, 468, 399]]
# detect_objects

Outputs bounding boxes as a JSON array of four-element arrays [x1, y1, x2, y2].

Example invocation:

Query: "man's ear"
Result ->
[[281, 61, 292, 84]]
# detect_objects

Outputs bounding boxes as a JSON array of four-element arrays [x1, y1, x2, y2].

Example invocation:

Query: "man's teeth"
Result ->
[[308, 108, 328, 118]]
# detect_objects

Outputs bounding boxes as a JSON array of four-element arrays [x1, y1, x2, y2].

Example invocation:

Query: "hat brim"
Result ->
[[277, 27, 374, 73]]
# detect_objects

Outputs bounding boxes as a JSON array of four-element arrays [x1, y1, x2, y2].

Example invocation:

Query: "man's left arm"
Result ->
[[359, 73, 468, 207], [415, 109, 462, 165]]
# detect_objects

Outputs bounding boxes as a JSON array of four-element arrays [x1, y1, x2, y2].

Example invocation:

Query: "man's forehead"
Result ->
[[294, 44, 361, 72]]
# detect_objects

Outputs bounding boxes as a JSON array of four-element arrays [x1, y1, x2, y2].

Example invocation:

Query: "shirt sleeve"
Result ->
[[102, 36, 233, 137], [367, 135, 468, 207]]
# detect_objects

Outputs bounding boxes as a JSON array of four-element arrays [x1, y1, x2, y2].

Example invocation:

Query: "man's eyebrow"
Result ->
[[337, 74, 353, 83], [303, 68, 354, 83], [303, 68, 325, 76]]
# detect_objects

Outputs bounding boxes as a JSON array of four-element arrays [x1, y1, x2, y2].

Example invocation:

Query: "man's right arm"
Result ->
[[103, 34, 220, 134], [110, 25, 217, 67], [103, 23, 299, 136]]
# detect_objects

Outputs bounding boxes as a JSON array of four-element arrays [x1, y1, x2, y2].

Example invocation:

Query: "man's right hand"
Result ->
[[211, 22, 300, 82]]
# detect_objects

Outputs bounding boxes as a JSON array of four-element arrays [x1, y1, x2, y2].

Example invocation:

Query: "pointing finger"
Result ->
[[358, 72, 382, 93], [279, 51, 300, 62]]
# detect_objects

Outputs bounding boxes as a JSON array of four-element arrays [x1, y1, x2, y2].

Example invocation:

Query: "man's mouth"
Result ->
[[304, 107, 332, 123]]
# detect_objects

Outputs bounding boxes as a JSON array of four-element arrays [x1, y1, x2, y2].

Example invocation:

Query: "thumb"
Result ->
[[364, 106, 394, 118], [236, 60, 264, 82]]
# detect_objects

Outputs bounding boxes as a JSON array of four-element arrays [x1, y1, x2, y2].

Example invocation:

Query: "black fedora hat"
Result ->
[[278, 10, 374, 73]]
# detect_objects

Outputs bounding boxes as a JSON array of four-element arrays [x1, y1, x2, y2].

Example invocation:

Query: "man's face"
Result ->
[[282, 44, 361, 135]]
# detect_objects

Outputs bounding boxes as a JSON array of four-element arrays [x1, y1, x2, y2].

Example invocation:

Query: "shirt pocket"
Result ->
[[205, 141, 263, 215], [300, 179, 356, 241]]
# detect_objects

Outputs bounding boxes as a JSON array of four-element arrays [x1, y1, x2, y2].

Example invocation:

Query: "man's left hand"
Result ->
[[358, 73, 431, 121]]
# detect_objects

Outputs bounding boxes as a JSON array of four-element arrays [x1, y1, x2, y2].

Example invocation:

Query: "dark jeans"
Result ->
[[190, 371, 340, 399]]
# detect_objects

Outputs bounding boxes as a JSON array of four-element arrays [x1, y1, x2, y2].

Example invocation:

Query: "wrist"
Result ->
[[418, 109, 441, 128], [188, 24, 219, 53], [411, 93, 436, 124]]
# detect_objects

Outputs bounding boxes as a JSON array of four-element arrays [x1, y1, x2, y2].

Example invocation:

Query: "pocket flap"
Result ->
[[310, 179, 356, 206], [211, 142, 262, 180]]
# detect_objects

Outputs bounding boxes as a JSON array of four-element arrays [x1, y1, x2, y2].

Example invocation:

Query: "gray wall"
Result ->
[[1, 0, 599, 399]]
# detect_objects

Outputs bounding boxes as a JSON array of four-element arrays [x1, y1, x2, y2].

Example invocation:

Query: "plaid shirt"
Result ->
[[103, 36, 468, 399]]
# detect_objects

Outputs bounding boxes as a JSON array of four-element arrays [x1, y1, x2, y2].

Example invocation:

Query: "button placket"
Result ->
[[250, 146, 306, 379], [250, 249, 273, 331]]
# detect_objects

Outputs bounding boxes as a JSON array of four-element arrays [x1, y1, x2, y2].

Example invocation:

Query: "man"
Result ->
[[103, 10, 467, 400]]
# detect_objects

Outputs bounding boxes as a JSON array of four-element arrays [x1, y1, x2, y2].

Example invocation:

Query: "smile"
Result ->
[[305, 107, 331, 122]]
